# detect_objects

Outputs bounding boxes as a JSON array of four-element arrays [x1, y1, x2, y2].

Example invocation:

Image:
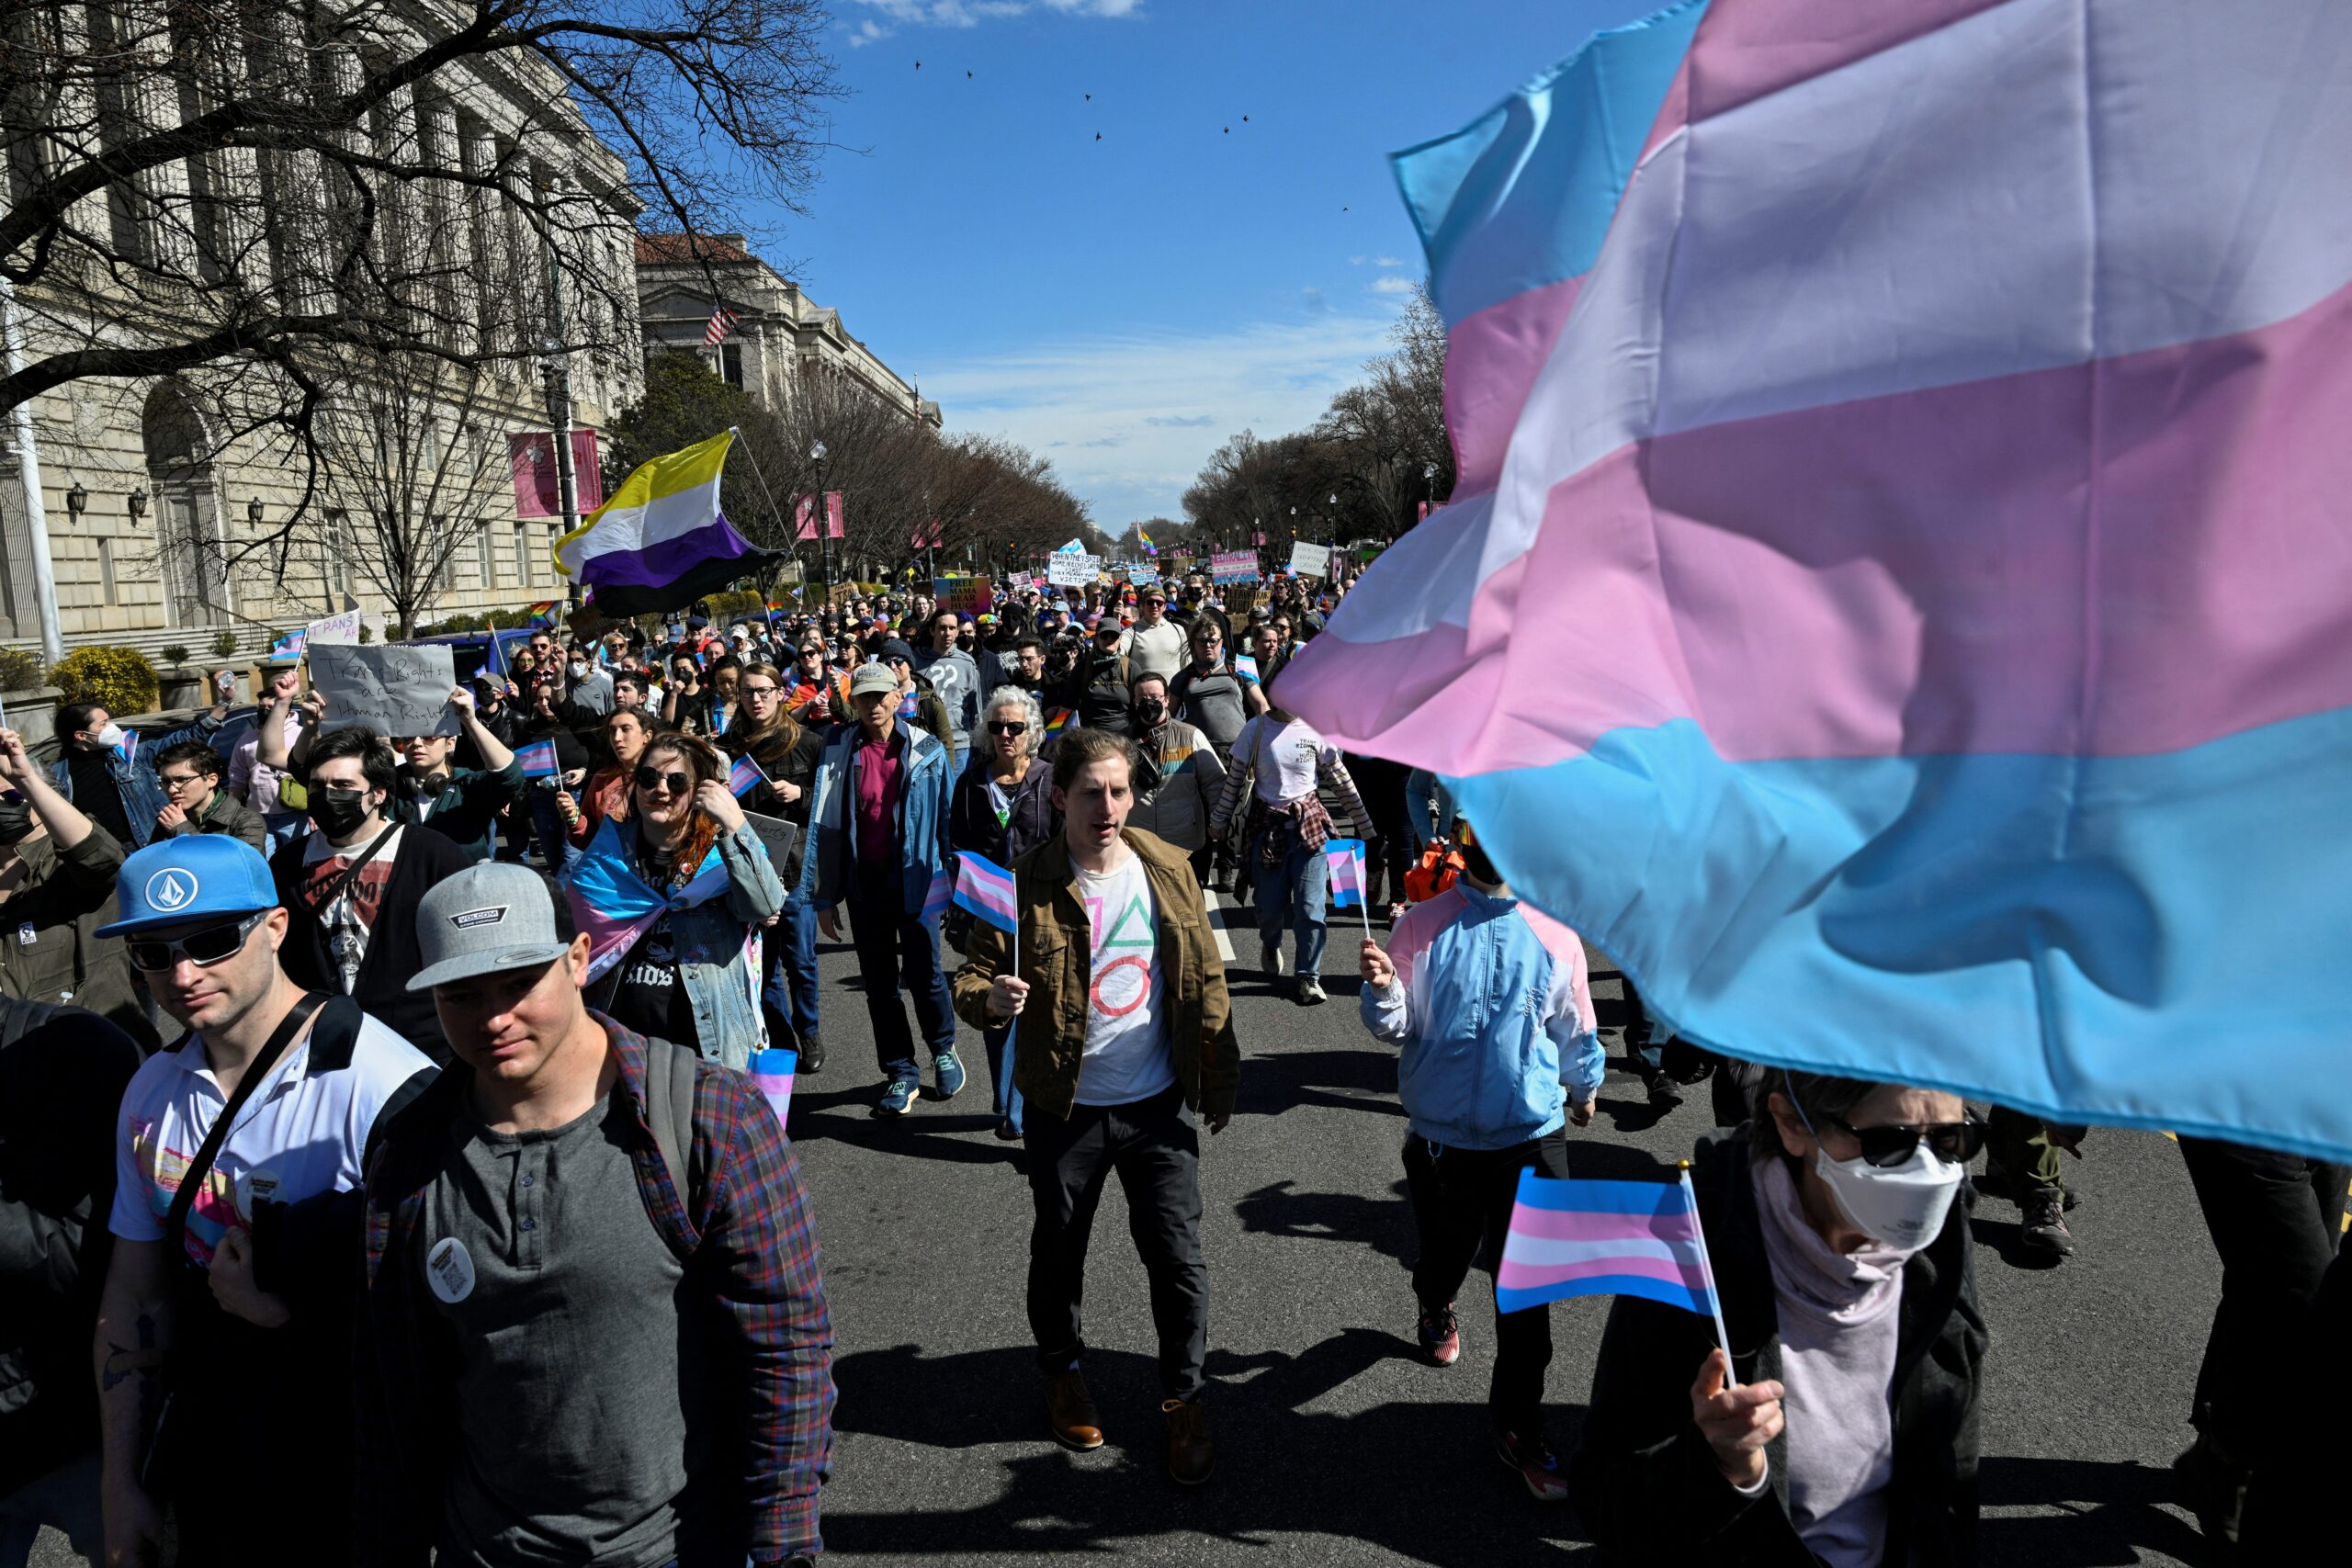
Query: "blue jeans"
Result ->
[[527, 788, 584, 875], [1252, 832, 1329, 979], [763, 894, 821, 1045], [849, 863, 956, 1082], [989, 1018, 1024, 1133]]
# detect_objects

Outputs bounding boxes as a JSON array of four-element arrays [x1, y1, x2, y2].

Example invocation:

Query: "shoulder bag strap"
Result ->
[[314, 823, 398, 915], [641, 1038, 703, 1258], [161, 990, 329, 1260]]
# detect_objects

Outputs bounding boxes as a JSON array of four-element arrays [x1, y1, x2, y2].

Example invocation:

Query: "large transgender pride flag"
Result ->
[[1281, 0, 2352, 1162], [554, 428, 777, 616]]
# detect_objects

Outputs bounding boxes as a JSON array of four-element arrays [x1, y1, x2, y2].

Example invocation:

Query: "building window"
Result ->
[[435, 519, 456, 592], [476, 524, 494, 589], [97, 537, 116, 604], [721, 343, 743, 387], [513, 520, 532, 587]]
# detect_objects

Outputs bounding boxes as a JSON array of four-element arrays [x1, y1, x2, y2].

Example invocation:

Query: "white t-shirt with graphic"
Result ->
[[1071, 849, 1176, 1106]]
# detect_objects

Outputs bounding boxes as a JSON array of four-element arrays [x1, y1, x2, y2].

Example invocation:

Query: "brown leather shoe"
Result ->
[[1162, 1397, 1214, 1485], [1045, 1371, 1104, 1451]]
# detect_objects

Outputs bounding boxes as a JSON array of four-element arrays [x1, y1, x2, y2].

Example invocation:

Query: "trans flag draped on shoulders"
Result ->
[[553, 428, 778, 617], [1278, 0, 2352, 1162]]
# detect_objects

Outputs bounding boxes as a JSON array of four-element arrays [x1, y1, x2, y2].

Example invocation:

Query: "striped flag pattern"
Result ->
[[1324, 838, 1367, 908], [1232, 654, 1260, 683], [727, 753, 764, 797], [749, 1045, 797, 1134], [514, 739, 559, 778], [920, 865, 954, 926], [1497, 1172, 1721, 1317], [952, 852, 1018, 933], [703, 304, 740, 345]]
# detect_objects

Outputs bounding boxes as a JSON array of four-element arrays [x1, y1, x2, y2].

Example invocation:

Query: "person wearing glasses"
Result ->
[[1573, 1071, 1987, 1566], [565, 734, 785, 1067], [150, 740, 266, 852], [1356, 815, 1604, 1501], [88, 834, 435, 1568], [718, 664, 827, 1070], [947, 686, 1060, 1141], [0, 729, 153, 1046]]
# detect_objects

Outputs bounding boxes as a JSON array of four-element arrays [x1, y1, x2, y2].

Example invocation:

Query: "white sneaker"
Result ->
[[1296, 976, 1328, 1006], [1261, 944, 1283, 978]]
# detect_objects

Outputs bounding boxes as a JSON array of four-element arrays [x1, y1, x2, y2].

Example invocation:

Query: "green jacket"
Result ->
[[0, 827, 156, 1049], [951, 827, 1238, 1122], [164, 787, 268, 852]]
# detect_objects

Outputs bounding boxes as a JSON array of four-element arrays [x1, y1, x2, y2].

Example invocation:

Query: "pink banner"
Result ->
[[793, 492, 844, 542], [509, 429, 603, 519]]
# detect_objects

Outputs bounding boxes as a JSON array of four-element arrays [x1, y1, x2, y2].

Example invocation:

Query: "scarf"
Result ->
[[563, 818, 732, 981]]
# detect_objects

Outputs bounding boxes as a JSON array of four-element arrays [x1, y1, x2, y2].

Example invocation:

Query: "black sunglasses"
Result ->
[[128, 910, 266, 973], [1823, 1110, 1987, 1169], [634, 766, 694, 795], [987, 720, 1029, 737]]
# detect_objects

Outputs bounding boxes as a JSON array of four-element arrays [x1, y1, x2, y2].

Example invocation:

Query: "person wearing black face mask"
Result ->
[[0, 728, 157, 1046], [266, 728, 469, 1060], [1123, 673, 1227, 889]]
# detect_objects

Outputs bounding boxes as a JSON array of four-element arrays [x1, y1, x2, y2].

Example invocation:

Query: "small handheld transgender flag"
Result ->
[[1324, 837, 1371, 937], [953, 852, 1019, 934], [748, 1045, 797, 1135], [514, 739, 559, 779], [920, 864, 955, 927], [1232, 653, 1260, 683], [1498, 1166, 1736, 1380], [727, 753, 765, 797]]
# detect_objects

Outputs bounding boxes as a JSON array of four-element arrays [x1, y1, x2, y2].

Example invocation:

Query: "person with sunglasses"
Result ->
[[0, 728, 154, 1047], [947, 686, 1060, 1141], [151, 739, 266, 852], [88, 834, 435, 1568], [1574, 1069, 1987, 1567], [1356, 815, 1603, 1500], [563, 734, 785, 1066]]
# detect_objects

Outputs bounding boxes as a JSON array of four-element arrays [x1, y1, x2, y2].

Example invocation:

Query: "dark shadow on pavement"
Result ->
[[824, 1329, 1599, 1565], [1233, 1047, 1407, 1123], [1232, 1177, 1417, 1269], [1978, 1455, 2213, 1566], [789, 1085, 1022, 1167], [1969, 1213, 2064, 1272]]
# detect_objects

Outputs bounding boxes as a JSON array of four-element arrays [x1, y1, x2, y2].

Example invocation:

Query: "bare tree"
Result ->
[[0, 0, 840, 537]]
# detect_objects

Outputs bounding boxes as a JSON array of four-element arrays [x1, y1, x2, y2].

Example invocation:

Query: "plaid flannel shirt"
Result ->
[[355, 1015, 833, 1566]]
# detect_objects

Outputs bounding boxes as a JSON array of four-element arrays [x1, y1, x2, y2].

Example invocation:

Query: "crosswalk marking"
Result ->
[[1201, 886, 1238, 964]]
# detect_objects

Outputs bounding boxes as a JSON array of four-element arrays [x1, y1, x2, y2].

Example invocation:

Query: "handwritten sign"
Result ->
[[1047, 552, 1100, 588], [311, 645, 458, 738], [1288, 541, 1333, 580], [1008, 570, 1035, 592], [1211, 550, 1260, 584], [305, 608, 363, 647]]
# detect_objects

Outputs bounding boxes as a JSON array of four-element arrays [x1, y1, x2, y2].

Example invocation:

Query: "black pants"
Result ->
[[1402, 1127, 1571, 1439], [2177, 1135, 2347, 1467], [847, 862, 956, 1079], [1026, 1084, 1209, 1400]]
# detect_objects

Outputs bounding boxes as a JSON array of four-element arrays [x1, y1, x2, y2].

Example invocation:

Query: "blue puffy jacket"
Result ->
[[1359, 881, 1606, 1151], [798, 719, 956, 913]]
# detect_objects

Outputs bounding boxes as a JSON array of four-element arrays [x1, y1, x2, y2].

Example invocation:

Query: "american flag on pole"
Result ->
[[702, 303, 740, 346]]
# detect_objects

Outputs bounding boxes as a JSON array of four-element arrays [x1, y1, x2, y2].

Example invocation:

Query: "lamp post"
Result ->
[[1, 275, 66, 663], [810, 440, 831, 592]]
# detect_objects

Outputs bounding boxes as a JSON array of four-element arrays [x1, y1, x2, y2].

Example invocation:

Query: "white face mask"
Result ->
[[569, 661, 589, 679], [1792, 1088, 1963, 1252], [94, 723, 125, 750]]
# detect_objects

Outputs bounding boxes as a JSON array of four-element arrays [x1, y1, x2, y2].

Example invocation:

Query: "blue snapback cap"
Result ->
[[96, 835, 280, 939]]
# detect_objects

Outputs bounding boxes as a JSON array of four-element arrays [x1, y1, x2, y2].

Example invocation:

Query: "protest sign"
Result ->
[[932, 575, 995, 615], [1211, 550, 1261, 584], [1008, 570, 1035, 592], [1129, 565, 1161, 587], [1226, 583, 1259, 616], [1047, 552, 1099, 587], [311, 644, 458, 737], [305, 607, 363, 647], [1289, 541, 1333, 579]]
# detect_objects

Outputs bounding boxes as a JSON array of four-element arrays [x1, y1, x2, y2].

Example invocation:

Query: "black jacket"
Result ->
[[0, 1000, 145, 1490], [948, 755, 1058, 864], [1571, 1129, 1986, 1567], [269, 825, 473, 1062]]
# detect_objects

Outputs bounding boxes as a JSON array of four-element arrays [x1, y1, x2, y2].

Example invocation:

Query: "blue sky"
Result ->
[[738, 0, 1653, 528]]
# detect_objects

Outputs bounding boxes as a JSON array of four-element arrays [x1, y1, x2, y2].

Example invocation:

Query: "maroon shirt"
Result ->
[[854, 727, 905, 864]]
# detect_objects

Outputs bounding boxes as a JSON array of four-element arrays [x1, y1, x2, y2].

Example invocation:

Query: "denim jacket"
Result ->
[[46, 712, 223, 850], [591, 818, 786, 1070], [798, 720, 956, 914]]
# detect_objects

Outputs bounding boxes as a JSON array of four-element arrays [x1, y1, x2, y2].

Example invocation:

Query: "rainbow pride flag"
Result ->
[[1280, 0, 2352, 1162], [749, 1045, 797, 1134], [525, 601, 560, 626], [1497, 1171, 1719, 1317], [1042, 708, 1072, 739]]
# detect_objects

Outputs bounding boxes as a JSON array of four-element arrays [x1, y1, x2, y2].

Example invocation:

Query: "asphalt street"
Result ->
[[29, 891, 2264, 1567]]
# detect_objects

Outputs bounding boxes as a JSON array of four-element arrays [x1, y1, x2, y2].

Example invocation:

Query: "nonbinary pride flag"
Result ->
[[953, 852, 1018, 933], [554, 429, 778, 617], [1280, 0, 2352, 1164], [514, 739, 558, 779], [1324, 838, 1367, 908], [749, 1045, 797, 1134], [1497, 1172, 1719, 1317]]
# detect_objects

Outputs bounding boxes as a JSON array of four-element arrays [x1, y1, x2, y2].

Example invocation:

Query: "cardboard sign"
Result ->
[[1288, 541, 1333, 579], [932, 575, 994, 615], [1225, 583, 1259, 616], [1129, 565, 1161, 586], [305, 608, 363, 648], [1008, 570, 1035, 592], [1047, 552, 1099, 587], [311, 644, 458, 737], [1211, 550, 1261, 584]]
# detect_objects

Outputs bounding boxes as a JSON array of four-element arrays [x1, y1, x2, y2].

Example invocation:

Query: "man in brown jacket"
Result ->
[[952, 727, 1239, 1488]]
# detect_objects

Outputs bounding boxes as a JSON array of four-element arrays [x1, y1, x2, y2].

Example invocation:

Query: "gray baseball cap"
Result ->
[[850, 661, 899, 697], [407, 863, 574, 992]]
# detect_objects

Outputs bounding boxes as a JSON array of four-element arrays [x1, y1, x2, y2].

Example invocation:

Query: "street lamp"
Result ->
[[246, 497, 266, 526], [65, 481, 86, 515], [809, 439, 831, 592], [127, 490, 147, 520]]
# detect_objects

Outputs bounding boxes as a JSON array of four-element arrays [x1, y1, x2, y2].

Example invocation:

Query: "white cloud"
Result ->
[[922, 313, 1396, 524], [848, 17, 889, 45], [851, 0, 1140, 40], [1368, 274, 1415, 296], [1374, 254, 1407, 267]]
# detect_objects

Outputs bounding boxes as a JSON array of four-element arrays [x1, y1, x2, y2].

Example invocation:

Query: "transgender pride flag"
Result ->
[[749, 1045, 797, 1134], [1497, 1170, 1721, 1320], [1281, 0, 2352, 1163]]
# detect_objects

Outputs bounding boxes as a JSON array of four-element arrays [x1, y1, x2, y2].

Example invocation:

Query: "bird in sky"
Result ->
[[1223, 126, 1229, 133], [914, 60, 921, 68], [967, 70, 974, 78], [1085, 92, 1092, 100], [1095, 131, 1102, 141], [1242, 115, 1250, 122]]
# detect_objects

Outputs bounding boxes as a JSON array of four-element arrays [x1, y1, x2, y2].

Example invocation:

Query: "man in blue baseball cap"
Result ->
[[87, 834, 435, 1567]]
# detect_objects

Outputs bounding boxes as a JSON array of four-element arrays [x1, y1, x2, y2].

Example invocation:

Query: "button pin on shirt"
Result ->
[[426, 1236, 477, 1304]]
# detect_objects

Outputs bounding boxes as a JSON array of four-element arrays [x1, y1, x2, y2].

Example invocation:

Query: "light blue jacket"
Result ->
[[1359, 880, 1606, 1151], [798, 719, 956, 913], [48, 712, 226, 850], [593, 818, 785, 1070]]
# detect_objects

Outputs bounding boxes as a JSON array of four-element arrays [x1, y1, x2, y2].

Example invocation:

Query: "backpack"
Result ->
[[639, 1035, 704, 1260], [1403, 840, 1465, 904]]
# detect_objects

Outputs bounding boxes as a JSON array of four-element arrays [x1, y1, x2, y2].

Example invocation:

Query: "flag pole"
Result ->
[[1678, 1159, 1737, 1389]]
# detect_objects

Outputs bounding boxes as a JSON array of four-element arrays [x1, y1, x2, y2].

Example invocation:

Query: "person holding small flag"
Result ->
[[1356, 815, 1604, 1498], [1209, 691, 1369, 1005], [719, 662, 828, 1070], [799, 663, 962, 1118], [1571, 1071, 1986, 1565]]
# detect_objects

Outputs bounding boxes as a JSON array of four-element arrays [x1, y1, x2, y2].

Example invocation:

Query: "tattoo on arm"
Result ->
[[100, 1312, 164, 1393]]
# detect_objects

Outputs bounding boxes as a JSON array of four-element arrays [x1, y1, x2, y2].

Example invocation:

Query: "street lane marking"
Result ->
[[1202, 886, 1238, 964]]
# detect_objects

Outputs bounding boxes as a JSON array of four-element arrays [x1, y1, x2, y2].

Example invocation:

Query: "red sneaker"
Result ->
[[1417, 1303, 1461, 1367], [1496, 1428, 1571, 1503]]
